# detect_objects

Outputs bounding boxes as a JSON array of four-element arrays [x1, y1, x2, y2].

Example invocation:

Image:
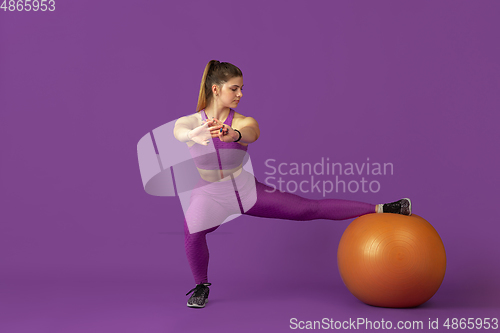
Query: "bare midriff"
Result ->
[[196, 165, 243, 182]]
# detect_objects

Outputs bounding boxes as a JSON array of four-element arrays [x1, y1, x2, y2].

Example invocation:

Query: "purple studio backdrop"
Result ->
[[1, 1, 499, 332]]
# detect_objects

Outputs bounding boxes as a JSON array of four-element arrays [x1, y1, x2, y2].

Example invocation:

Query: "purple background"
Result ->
[[1, 1, 499, 332]]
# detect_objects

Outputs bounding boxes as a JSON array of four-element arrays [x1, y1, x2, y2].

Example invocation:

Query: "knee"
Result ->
[[296, 200, 320, 220], [184, 225, 218, 240]]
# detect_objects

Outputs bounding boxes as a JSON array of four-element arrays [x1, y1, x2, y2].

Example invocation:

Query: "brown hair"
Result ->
[[196, 60, 243, 112]]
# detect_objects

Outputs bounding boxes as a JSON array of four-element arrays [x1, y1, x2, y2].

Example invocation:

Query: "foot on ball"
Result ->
[[382, 198, 412, 216]]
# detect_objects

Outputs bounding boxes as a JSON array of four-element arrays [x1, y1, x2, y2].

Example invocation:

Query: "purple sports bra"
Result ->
[[188, 109, 248, 170]]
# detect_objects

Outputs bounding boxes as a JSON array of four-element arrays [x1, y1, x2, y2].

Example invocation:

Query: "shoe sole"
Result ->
[[187, 299, 208, 308]]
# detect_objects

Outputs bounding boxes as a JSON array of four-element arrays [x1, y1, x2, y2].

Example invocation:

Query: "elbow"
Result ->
[[173, 127, 180, 141], [173, 123, 184, 142], [247, 129, 259, 143], [254, 130, 260, 142]]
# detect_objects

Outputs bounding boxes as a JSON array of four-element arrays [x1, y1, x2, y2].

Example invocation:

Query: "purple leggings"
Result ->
[[183, 176, 375, 284]]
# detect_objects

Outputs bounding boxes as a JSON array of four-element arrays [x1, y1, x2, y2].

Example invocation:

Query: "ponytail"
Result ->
[[196, 60, 243, 112], [196, 60, 219, 112]]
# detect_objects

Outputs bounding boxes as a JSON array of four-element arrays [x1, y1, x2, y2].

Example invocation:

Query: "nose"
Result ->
[[237, 89, 243, 98]]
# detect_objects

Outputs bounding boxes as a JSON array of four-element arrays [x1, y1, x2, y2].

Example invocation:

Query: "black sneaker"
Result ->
[[186, 283, 212, 308], [383, 198, 412, 216]]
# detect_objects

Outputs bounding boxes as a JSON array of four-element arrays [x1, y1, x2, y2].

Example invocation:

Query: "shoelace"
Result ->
[[186, 283, 212, 297]]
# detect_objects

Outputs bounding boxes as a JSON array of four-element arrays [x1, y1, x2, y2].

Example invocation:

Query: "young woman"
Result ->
[[173, 60, 411, 308]]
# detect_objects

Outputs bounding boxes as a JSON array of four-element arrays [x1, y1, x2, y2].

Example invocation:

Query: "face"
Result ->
[[213, 76, 244, 108]]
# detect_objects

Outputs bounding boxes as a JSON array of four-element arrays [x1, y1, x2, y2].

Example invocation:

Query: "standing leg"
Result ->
[[183, 186, 241, 308], [244, 178, 375, 220], [183, 193, 237, 284], [184, 219, 219, 285]]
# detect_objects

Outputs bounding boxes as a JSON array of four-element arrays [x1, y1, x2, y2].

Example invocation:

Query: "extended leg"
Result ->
[[244, 178, 375, 220]]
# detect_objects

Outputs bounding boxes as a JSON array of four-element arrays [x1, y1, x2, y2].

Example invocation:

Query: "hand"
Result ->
[[209, 119, 238, 143], [203, 118, 226, 138], [187, 122, 211, 146], [188, 119, 227, 145]]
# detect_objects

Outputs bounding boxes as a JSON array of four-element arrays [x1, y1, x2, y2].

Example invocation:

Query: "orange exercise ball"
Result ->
[[337, 213, 446, 308]]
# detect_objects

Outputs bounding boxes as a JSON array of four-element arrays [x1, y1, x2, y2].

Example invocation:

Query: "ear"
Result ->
[[212, 84, 219, 96]]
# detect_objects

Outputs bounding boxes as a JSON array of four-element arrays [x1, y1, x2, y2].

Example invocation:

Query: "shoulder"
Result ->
[[232, 110, 259, 127], [185, 111, 202, 120], [175, 112, 201, 125]]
